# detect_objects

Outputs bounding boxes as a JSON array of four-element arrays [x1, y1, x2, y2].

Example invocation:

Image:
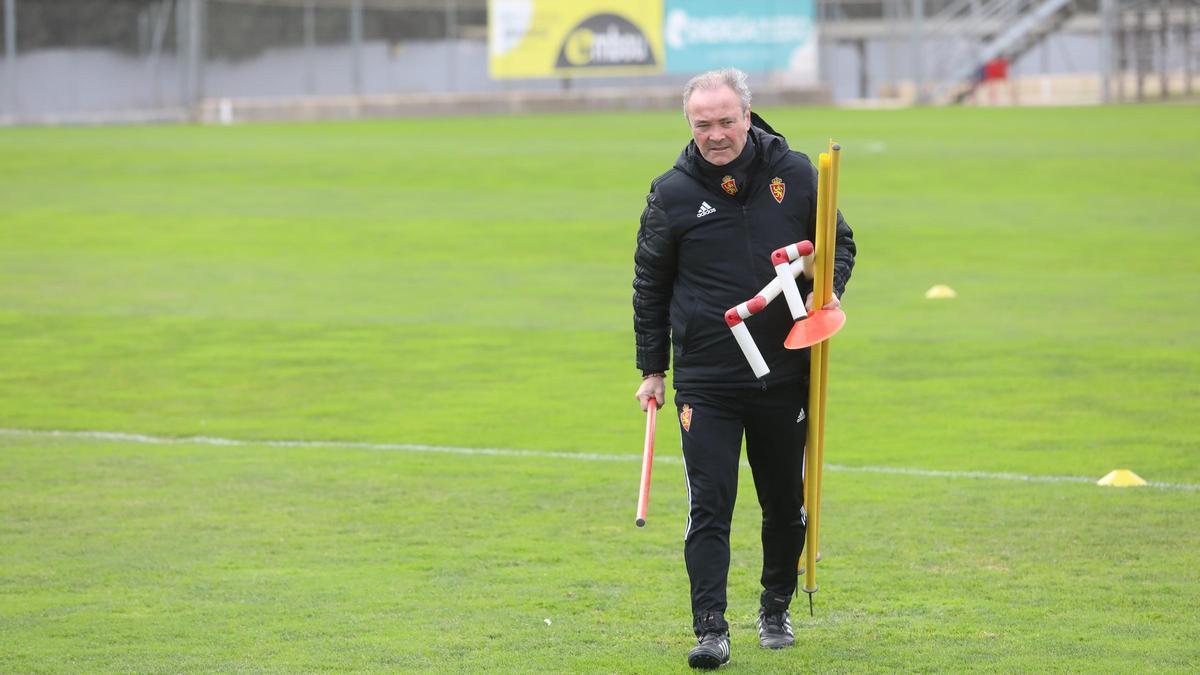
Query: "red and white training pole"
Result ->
[[635, 402, 657, 527], [725, 240, 815, 379], [725, 299, 770, 379], [772, 240, 815, 321]]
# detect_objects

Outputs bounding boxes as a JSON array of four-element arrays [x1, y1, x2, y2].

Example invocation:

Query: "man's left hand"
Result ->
[[804, 291, 840, 313]]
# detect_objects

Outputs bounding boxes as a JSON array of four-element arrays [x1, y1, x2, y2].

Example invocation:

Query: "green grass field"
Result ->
[[2, 104, 1198, 672]]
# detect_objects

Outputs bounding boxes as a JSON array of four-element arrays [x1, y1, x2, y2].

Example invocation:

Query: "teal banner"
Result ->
[[664, 0, 816, 76]]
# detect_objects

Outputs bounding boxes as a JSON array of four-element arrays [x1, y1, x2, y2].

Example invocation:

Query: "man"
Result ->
[[632, 68, 855, 669]]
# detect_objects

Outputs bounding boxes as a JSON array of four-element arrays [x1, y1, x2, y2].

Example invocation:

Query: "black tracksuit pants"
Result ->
[[675, 382, 808, 623]]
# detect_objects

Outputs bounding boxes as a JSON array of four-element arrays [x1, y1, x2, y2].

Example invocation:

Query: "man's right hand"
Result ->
[[636, 374, 665, 412]]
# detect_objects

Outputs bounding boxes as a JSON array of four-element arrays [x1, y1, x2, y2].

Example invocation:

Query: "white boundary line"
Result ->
[[1, 427, 1197, 492]]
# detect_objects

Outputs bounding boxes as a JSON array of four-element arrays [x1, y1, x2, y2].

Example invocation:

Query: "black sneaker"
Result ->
[[688, 632, 730, 669], [756, 590, 794, 649], [688, 611, 731, 669]]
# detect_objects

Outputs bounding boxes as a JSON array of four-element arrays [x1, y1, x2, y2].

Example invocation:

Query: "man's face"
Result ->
[[686, 85, 751, 166]]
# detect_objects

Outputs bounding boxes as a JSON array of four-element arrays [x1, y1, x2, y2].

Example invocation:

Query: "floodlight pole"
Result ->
[[149, 0, 171, 107], [1100, 0, 1114, 103], [176, 0, 185, 107], [3, 0, 15, 118], [885, 0, 899, 96], [445, 0, 458, 92], [1185, 6, 1194, 97], [1158, 0, 1168, 100], [304, 0, 315, 95], [350, 0, 363, 97], [911, 0, 926, 104], [176, 0, 205, 119], [1116, 13, 1126, 102], [1135, 7, 1145, 102]]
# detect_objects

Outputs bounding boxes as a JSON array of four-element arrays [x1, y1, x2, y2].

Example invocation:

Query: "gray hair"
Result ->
[[682, 68, 752, 119]]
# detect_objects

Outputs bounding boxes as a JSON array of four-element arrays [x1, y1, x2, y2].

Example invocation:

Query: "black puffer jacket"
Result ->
[[633, 114, 856, 389]]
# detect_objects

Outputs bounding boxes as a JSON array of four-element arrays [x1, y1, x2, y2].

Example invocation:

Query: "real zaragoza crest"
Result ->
[[770, 177, 785, 204], [721, 175, 737, 196]]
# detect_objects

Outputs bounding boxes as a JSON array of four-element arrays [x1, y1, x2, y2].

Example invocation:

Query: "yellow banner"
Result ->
[[488, 1, 664, 78]]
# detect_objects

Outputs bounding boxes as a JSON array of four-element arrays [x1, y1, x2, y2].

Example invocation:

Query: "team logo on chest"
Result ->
[[680, 404, 693, 432], [770, 177, 786, 204], [721, 175, 738, 196]]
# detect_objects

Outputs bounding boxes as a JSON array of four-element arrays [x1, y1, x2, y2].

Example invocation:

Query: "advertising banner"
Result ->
[[488, 0, 664, 79], [663, 0, 817, 81]]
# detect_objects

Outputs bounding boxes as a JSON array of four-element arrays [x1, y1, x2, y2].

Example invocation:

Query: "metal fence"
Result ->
[[0, 0, 498, 122]]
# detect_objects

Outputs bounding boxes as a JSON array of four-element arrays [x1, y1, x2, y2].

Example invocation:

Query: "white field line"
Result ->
[[1, 427, 1197, 492]]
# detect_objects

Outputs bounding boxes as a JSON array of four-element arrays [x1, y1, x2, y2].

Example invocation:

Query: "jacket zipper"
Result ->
[[741, 204, 769, 392], [741, 205, 755, 276]]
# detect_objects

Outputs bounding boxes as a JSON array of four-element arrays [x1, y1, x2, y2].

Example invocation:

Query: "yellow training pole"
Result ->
[[801, 152, 830, 516], [823, 142, 840, 303], [801, 152, 831, 595], [803, 340, 824, 591], [802, 144, 841, 611], [803, 151, 830, 484], [811, 141, 841, 557]]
